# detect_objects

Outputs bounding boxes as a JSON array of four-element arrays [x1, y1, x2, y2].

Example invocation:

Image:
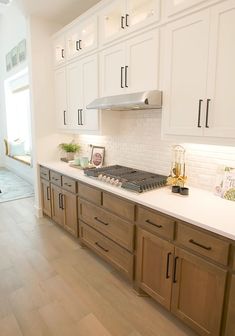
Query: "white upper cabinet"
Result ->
[[166, 0, 208, 16], [163, 10, 210, 136], [163, 0, 235, 140], [66, 16, 98, 61], [205, 0, 235, 138], [100, 0, 160, 45], [54, 67, 70, 129], [67, 55, 99, 131], [53, 35, 66, 67], [101, 28, 159, 97]]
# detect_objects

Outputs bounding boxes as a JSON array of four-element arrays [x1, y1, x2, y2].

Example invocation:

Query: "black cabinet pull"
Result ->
[[205, 99, 211, 128], [64, 183, 72, 187], [61, 49, 65, 59], [94, 217, 109, 226], [121, 16, 125, 29], [58, 193, 62, 209], [79, 40, 82, 50], [80, 109, 83, 125], [46, 186, 50, 201], [95, 242, 109, 253], [125, 66, 128, 88], [197, 99, 203, 128], [61, 194, 65, 210], [63, 110, 67, 125], [121, 67, 124, 88], [189, 239, 212, 251], [166, 252, 172, 279], [145, 219, 162, 229], [125, 14, 129, 27], [76, 41, 80, 51], [77, 109, 80, 125], [173, 257, 179, 283]]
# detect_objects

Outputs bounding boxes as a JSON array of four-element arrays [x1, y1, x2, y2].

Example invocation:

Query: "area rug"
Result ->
[[0, 168, 34, 203]]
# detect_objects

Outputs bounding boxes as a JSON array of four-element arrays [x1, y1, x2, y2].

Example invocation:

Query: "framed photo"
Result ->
[[90, 146, 105, 168], [11, 46, 18, 67], [6, 52, 12, 72], [18, 39, 26, 63]]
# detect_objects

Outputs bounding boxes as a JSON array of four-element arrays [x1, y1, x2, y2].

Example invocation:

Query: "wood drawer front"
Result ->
[[177, 223, 230, 266], [136, 206, 175, 240], [79, 183, 101, 206], [40, 166, 50, 180], [102, 192, 135, 221], [80, 221, 134, 280], [79, 200, 134, 251], [62, 176, 77, 193], [50, 171, 62, 187]]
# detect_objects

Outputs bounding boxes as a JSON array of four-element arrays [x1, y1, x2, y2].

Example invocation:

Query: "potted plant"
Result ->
[[59, 142, 81, 162]]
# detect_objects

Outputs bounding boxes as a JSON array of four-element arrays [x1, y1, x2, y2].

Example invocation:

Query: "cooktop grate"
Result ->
[[84, 165, 167, 193]]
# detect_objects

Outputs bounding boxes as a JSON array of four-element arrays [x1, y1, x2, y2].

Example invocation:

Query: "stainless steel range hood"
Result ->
[[86, 90, 162, 111]]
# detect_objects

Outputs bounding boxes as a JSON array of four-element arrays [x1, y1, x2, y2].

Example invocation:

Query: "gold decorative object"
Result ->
[[167, 145, 187, 187]]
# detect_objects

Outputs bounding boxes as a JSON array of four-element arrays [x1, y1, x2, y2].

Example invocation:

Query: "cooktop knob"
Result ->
[[102, 175, 107, 182], [106, 176, 111, 183], [110, 178, 115, 185], [114, 179, 120, 186]]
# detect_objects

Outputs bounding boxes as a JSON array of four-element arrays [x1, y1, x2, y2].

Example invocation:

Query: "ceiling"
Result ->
[[2, 0, 102, 25]]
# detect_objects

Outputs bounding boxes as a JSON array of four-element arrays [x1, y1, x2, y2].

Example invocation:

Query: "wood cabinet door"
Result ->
[[54, 67, 69, 129], [51, 184, 64, 227], [136, 228, 174, 310], [205, 0, 235, 138], [171, 247, 227, 336], [125, 28, 159, 93], [162, 10, 210, 136], [41, 179, 51, 218], [63, 190, 78, 237], [100, 42, 126, 97], [225, 274, 235, 336]]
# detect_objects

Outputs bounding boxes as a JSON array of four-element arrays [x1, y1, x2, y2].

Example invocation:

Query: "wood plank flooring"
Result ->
[[0, 197, 197, 336]]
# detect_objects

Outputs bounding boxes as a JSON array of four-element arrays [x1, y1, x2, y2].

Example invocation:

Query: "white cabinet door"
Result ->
[[80, 55, 99, 131], [100, 0, 126, 45], [54, 68, 69, 129], [163, 10, 210, 136], [205, 0, 235, 138], [166, 0, 207, 16], [66, 16, 98, 61], [127, 0, 160, 29], [100, 43, 126, 96], [53, 35, 66, 67], [126, 28, 159, 93], [67, 61, 83, 130]]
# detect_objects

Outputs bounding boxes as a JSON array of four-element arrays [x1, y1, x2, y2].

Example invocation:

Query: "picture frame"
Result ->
[[6, 52, 12, 72], [18, 39, 26, 63], [90, 146, 105, 168]]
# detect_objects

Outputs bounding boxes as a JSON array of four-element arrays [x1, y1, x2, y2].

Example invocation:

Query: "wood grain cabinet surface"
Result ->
[[102, 192, 135, 221], [225, 274, 235, 336], [79, 183, 102, 206], [40, 166, 50, 181], [40, 178, 52, 218]]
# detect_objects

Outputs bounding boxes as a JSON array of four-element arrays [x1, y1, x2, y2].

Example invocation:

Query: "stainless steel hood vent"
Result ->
[[86, 90, 162, 111]]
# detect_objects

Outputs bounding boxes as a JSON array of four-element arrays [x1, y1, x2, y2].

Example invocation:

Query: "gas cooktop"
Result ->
[[84, 165, 167, 193]]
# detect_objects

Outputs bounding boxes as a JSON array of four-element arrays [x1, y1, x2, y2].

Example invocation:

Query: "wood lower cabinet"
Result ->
[[41, 178, 52, 218], [136, 228, 174, 310], [51, 183, 78, 237], [63, 190, 78, 237], [51, 183, 64, 227], [225, 274, 235, 336], [171, 248, 227, 336]]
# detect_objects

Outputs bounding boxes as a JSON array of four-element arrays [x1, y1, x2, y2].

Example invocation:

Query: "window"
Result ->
[[5, 68, 32, 154]]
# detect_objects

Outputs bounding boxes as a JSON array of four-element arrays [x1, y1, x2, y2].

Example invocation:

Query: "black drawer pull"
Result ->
[[146, 219, 162, 229], [64, 183, 72, 187], [205, 98, 211, 128], [46, 186, 50, 201], [58, 193, 62, 209], [121, 15, 125, 29], [52, 177, 59, 181], [197, 99, 203, 128], [189, 239, 212, 251], [166, 252, 172, 279], [173, 256, 179, 283], [94, 217, 109, 226], [95, 242, 109, 253]]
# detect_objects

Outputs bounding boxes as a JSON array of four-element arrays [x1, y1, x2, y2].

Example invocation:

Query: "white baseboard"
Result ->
[[34, 204, 43, 218]]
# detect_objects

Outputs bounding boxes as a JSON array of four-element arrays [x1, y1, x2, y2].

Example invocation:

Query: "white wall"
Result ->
[[28, 15, 73, 215], [0, 2, 33, 182], [77, 110, 235, 192]]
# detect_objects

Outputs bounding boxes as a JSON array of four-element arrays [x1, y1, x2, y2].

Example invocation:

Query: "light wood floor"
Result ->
[[0, 197, 197, 336]]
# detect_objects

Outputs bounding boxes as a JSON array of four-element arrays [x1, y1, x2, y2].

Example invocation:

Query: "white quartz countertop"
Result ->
[[40, 161, 235, 241]]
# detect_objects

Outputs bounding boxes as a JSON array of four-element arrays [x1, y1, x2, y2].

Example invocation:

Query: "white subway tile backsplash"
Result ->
[[77, 111, 235, 191]]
